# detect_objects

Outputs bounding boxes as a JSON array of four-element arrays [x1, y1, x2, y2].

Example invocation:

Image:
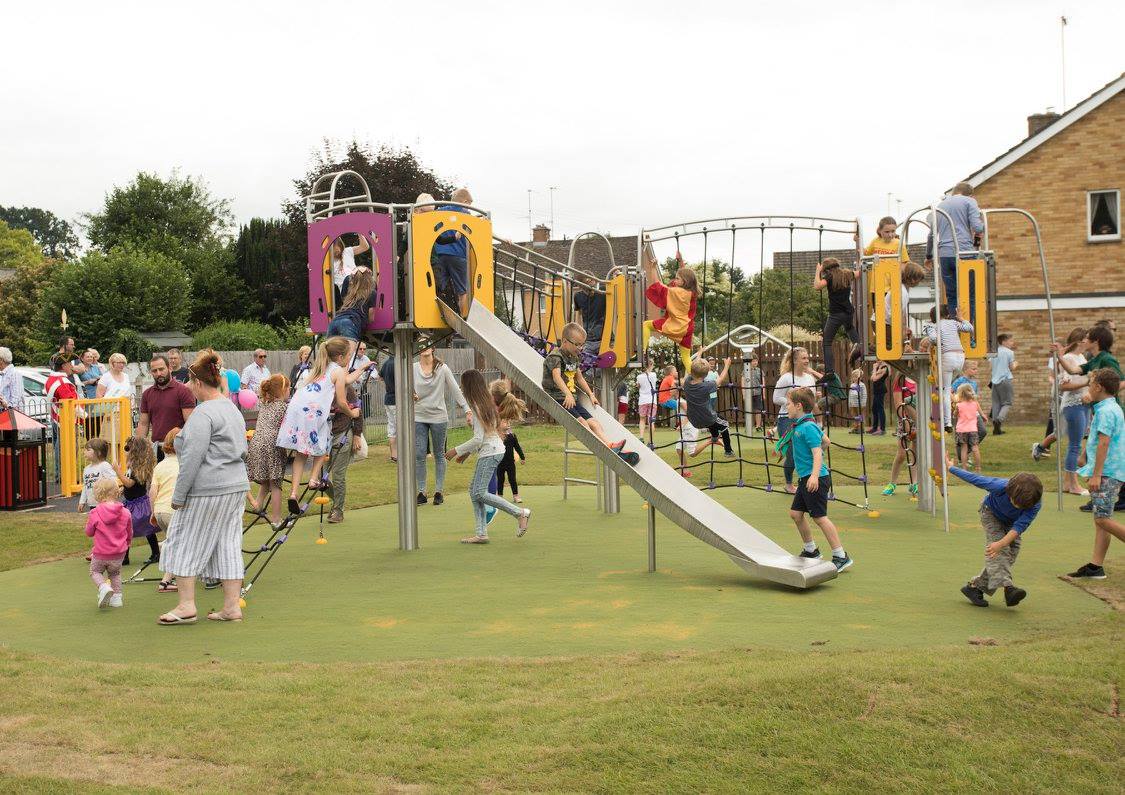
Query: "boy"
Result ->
[[687, 357, 734, 458], [951, 359, 979, 394], [433, 187, 474, 315], [543, 323, 632, 461], [989, 333, 1018, 435], [785, 387, 852, 571], [950, 464, 1042, 607], [1067, 368, 1125, 580], [656, 365, 680, 428], [744, 353, 764, 431]]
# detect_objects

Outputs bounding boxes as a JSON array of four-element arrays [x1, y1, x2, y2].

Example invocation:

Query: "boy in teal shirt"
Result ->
[[1067, 368, 1125, 580], [784, 387, 852, 571]]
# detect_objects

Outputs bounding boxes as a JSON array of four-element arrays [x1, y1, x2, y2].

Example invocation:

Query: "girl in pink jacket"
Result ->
[[84, 477, 133, 609]]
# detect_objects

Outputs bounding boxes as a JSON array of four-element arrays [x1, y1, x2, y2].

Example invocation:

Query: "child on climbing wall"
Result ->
[[641, 246, 699, 372], [814, 257, 861, 381], [686, 357, 734, 458]]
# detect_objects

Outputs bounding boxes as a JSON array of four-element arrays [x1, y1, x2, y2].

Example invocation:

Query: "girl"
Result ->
[[868, 360, 889, 435], [247, 374, 290, 525], [326, 267, 377, 364], [745, 353, 764, 432], [641, 249, 699, 372], [330, 235, 371, 306], [78, 438, 116, 511], [860, 216, 909, 261], [447, 369, 530, 544], [278, 337, 363, 516], [85, 477, 132, 609], [490, 379, 525, 503], [883, 376, 919, 496], [923, 306, 973, 431], [953, 383, 983, 470], [636, 362, 658, 439], [814, 257, 861, 378], [414, 346, 471, 506], [1052, 327, 1092, 495], [773, 347, 821, 493], [117, 437, 156, 567], [150, 428, 180, 593], [847, 367, 867, 433]]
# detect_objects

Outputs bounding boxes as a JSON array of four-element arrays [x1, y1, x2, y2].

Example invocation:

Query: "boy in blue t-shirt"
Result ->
[[432, 188, 474, 315], [784, 387, 852, 571], [1067, 368, 1125, 580]]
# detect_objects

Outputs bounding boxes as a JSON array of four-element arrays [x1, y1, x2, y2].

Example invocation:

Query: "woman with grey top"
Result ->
[[413, 346, 471, 506], [157, 349, 250, 625]]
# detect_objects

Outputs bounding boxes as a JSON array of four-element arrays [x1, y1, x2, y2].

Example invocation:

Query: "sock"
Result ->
[[831, 546, 846, 559], [803, 541, 817, 553]]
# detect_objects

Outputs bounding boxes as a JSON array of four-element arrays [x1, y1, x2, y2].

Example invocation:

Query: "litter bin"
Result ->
[[0, 407, 48, 511]]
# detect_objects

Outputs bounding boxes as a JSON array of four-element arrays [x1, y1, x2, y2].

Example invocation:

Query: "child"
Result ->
[[326, 266, 376, 365], [434, 187, 474, 315], [883, 261, 925, 353], [117, 437, 156, 567], [617, 381, 629, 424], [641, 248, 699, 372], [278, 336, 364, 516], [784, 387, 852, 571], [814, 257, 861, 378], [542, 323, 631, 460], [327, 378, 365, 524], [868, 360, 888, 435], [656, 365, 680, 427], [922, 306, 973, 431], [954, 383, 983, 470], [861, 216, 908, 262], [149, 428, 180, 593], [1067, 368, 1125, 580], [847, 368, 867, 433], [246, 373, 290, 525], [744, 353, 765, 432], [989, 333, 1018, 435], [85, 477, 132, 608], [949, 464, 1042, 607], [636, 362, 658, 439], [882, 375, 918, 496], [78, 438, 115, 511], [686, 357, 734, 458], [951, 359, 980, 394], [490, 379, 525, 503], [448, 369, 531, 544]]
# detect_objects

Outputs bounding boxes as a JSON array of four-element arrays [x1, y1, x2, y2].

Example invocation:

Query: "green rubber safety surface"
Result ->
[[0, 484, 1112, 663]]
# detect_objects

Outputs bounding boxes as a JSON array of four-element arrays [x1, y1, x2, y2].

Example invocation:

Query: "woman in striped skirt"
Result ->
[[157, 350, 250, 625]]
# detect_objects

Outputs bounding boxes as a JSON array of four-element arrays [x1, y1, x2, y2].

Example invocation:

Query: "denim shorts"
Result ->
[[555, 395, 592, 420], [432, 254, 468, 296], [1090, 476, 1123, 518], [327, 314, 363, 340]]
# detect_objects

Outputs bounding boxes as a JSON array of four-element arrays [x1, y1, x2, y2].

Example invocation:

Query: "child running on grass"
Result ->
[[449, 369, 531, 544], [784, 387, 852, 572], [490, 379, 525, 503], [686, 357, 734, 458], [85, 476, 132, 609], [949, 463, 1042, 608], [953, 384, 983, 470], [78, 438, 115, 512], [117, 438, 156, 567], [641, 248, 699, 372], [1066, 368, 1125, 580]]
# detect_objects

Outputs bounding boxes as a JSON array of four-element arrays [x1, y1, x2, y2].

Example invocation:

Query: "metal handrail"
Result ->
[[642, 215, 860, 238]]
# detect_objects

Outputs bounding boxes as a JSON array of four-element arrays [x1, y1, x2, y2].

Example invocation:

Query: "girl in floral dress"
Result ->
[[247, 374, 290, 525]]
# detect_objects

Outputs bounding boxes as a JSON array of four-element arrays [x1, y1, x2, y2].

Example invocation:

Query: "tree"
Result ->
[[234, 218, 290, 323], [0, 206, 80, 259], [37, 246, 191, 357], [85, 171, 233, 252], [191, 321, 282, 351], [732, 267, 825, 338], [179, 242, 261, 333], [0, 222, 56, 362]]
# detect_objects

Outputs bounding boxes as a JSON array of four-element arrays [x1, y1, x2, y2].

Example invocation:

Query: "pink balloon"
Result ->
[[238, 389, 258, 410]]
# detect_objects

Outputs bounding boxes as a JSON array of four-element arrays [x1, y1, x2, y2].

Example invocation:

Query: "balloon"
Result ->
[[238, 389, 258, 410]]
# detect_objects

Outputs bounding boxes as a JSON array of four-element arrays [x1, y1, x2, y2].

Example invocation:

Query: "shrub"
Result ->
[[191, 321, 281, 351], [277, 317, 313, 350]]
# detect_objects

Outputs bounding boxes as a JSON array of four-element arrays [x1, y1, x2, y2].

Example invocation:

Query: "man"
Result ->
[[167, 348, 189, 383], [45, 357, 79, 477], [352, 341, 372, 371], [240, 350, 270, 394], [0, 347, 22, 413], [135, 353, 195, 460], [925, 182, 985, 314]]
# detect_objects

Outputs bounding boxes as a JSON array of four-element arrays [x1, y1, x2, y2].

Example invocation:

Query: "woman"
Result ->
[[79, 349, 103, 398], [413, 346, 471, 506], [772, 347, 821, 493], [157, 349, 250, 625], [1056, 327, 1091, 496], [96, 353, 133, 436], [290, 345, 312, 393]]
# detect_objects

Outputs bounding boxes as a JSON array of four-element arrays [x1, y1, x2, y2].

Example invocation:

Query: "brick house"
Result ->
[[966, 73, 1124, 421]]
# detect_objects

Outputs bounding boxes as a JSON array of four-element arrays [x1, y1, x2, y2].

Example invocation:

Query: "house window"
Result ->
[[1087, 190, 1120, 242]]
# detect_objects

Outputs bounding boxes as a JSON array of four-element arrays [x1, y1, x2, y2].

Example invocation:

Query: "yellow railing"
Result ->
[[58, 397, 131, 497]]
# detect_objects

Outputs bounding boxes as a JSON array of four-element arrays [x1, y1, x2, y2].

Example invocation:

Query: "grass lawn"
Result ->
[[0, 423, 1120, 792]]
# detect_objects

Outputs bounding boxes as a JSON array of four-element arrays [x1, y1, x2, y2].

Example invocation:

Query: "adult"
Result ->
[[352, 341, 372, 372], [240, 349, 270, 394], [53, 336, 86, 375], [135, 353, 195, 461], [0, 347, 22, 413], [1054, 328, 1092, 496], [330, 235, 371, 306], [772, 347, 820, 494], [413, 347, 470, 505], [45, 357, 78, 478], [290, 345, 312, 393], [573, 276, 606, 355], [167, 348, 190, 383], [378, 354, 397, 461], [157, 349, 250, 625], [96, 353, 133, 409], [79, 349, 103, 398], [925, 182, 985, 314]]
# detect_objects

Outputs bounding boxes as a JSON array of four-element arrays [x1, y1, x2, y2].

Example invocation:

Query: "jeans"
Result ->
[[822, 311, 860, 374], [870, 385, 887, 431], [776, 415, 795, 484], [1062, 403, 1092, 473], [414, 421, 447, 493], [470, 453, 521, 537], [940, 256, 958, 313]]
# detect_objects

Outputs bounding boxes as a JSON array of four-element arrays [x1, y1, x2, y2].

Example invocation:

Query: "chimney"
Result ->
[[532, 224, 551, 247], [1027, 110, 1060, 138]]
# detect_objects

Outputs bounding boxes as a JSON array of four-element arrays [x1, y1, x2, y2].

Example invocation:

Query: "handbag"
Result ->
[[353, 434, 369, 461], [976, 413, 988, 442]]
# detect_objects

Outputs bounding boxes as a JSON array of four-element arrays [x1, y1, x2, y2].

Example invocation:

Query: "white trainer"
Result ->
[[97, 582, 113, 608], [108, 593, 123, 608], [516, 508, 531, 537]]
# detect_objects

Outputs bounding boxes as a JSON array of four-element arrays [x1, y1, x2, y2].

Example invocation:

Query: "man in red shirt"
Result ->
[[45, 356, 79, 423], [135, 353, 195, 460]]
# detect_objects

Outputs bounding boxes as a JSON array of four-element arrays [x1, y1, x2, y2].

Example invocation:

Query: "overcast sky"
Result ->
[[3, 0, 1122, 260]]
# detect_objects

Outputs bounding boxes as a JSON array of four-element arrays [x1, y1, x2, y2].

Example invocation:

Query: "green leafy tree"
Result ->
[[234, 218, 291, 323], [179, 242, 262, 333], [37, 246, 191, 357], [191, 321, 282, 351], [732, 267, 825, 338], [0, 206, 80, 259], [0, 222, 56, 362], [277, 317, 313, 350]]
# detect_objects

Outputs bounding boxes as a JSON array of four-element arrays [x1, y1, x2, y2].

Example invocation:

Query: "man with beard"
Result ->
[[135, 353, 195, 461]]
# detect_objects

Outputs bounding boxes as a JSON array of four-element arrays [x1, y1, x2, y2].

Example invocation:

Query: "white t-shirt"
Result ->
[[773, 372, 816, 417], [884, 285, 909, 325], [98, 371, 133, 401], [637, 371, 658, 405], [332, 247, 358, 288], [1059, 352, 1087, 409]]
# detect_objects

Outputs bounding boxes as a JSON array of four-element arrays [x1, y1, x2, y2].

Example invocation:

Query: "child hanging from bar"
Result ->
[[641, 245, 699, 372]]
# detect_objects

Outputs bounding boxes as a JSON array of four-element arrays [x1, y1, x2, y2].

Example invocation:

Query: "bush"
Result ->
[[191, 321, 281, 351], [109, 329, 156, 364], [277, 317, 313, 350]]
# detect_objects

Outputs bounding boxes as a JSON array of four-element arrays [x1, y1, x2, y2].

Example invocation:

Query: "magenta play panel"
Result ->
[[307, 212, 394, 333]]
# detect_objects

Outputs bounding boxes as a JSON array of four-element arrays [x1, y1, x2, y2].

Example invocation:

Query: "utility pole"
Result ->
[[549, 186, 558, 235], [526, 189, 534, 239], [1060, 15, 1068, 109]]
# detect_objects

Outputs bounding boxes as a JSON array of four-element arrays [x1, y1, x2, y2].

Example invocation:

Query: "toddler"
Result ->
[[78, 438, 115, 511], [491, 378, 525, 503], [954, 383, 983, 469], [246, 373, 290, 525], [85, 477, 132, 608]]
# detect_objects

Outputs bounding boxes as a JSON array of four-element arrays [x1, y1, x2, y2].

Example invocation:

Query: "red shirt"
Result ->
[[44, 374, 78, 422], [657, 374, 678, 405], [140, 379, 196, 441]]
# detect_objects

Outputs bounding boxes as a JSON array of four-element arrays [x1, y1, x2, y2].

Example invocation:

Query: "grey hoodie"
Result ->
[[172, 397, 250, 503]]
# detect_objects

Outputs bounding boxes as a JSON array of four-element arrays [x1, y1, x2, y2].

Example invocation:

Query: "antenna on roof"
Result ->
[[1060, 15, 1068, 109]]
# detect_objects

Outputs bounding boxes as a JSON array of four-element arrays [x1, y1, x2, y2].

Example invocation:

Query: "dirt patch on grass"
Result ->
[[1057, 576, 1124, 611]]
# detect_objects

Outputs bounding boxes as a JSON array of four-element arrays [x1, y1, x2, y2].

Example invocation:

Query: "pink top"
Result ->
[[84, 501, 133, 558], [955, 399, 980, 433]]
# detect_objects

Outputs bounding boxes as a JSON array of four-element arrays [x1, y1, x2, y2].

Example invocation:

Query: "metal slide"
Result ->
[[442, 302, 838, 589]]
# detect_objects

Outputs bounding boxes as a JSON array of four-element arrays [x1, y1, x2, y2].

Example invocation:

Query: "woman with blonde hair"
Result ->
[[772, 347, 821, 493], [290, 345, 312, 392]]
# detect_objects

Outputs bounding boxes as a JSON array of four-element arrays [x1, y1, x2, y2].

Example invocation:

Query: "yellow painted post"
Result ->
[[957, 259, 989, 358], [410, 210, 493, 329], [58, 399, 80, 497], [602, 274, 628, 367], [320, 235, 335, 318], [112, 397, 130, 465], [872, 256, 904, 359], [543, 277, 566, 345]]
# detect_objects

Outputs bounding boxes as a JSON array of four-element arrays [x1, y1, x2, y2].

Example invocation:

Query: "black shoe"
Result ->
[[993, 422, 1003, 435], [433, 491, 444, 506], [143, 554, 160, 565], [417, 492, 428, 505], [1079, 501, 1094, 513], [122, 554, 130, 566], [799, 547, 822, 559], [1066, 563, 1107, 579], [1004, 586, 1027, 607], [1116, 502, 1125, 513], [944, 425, 954, 434], [961, 583, 989, 607]]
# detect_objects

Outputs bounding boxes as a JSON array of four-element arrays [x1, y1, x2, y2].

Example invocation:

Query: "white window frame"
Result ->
[[1087, 189, 1121, 243]]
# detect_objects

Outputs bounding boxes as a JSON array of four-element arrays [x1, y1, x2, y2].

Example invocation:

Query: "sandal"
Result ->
[[206, 611, 243, 622], [157, 611, 197, 625], [157, 580, 178, 593], [460, 535, 489, 544], [287, 498, 304, 517]]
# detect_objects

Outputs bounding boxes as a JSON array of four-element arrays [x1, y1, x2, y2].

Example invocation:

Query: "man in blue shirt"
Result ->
[[925, 182, 985, 315], [949, 464, 1042, 607], [433, 188, 474, 316]]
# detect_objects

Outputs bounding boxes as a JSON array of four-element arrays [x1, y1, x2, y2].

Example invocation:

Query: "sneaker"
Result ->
[[1004, 586, 1027, 607], [517, 508, 531, 538], [97, 582, 113, 608], [609, 440, 626, 452], [881, 483, 896, 496], [1066, 563, 1107, 579], [327, 509, 343, 524], [108, 592, 123, 608], [909, 483, 919, 496], [1031, 443, 1045, 462], [1079, 501, 1093, 513], [723, 450, 736, 458], [832, 554, 853, 572], [681, 469, 692, 478], [944, 425, 953, 434], [960, 583, 989, 607], [433, 492, 444, 506], [799, 547, 822, 559], [417, 492, 428, 505]]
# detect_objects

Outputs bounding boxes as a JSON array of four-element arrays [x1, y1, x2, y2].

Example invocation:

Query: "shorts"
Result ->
[[326, 314, 363, 340], [638, 402, 657, 420], [659, 399, 678, 410], [1090, 476, 1123, 518], [432, 253, 468, 297], [554, 395, 592, 421], [750, 394, 764, 413], [385, 405, 397, 439], [618, 397, 629, 413], [791, 474, 831, 519], [956, 431, 979, 447]]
